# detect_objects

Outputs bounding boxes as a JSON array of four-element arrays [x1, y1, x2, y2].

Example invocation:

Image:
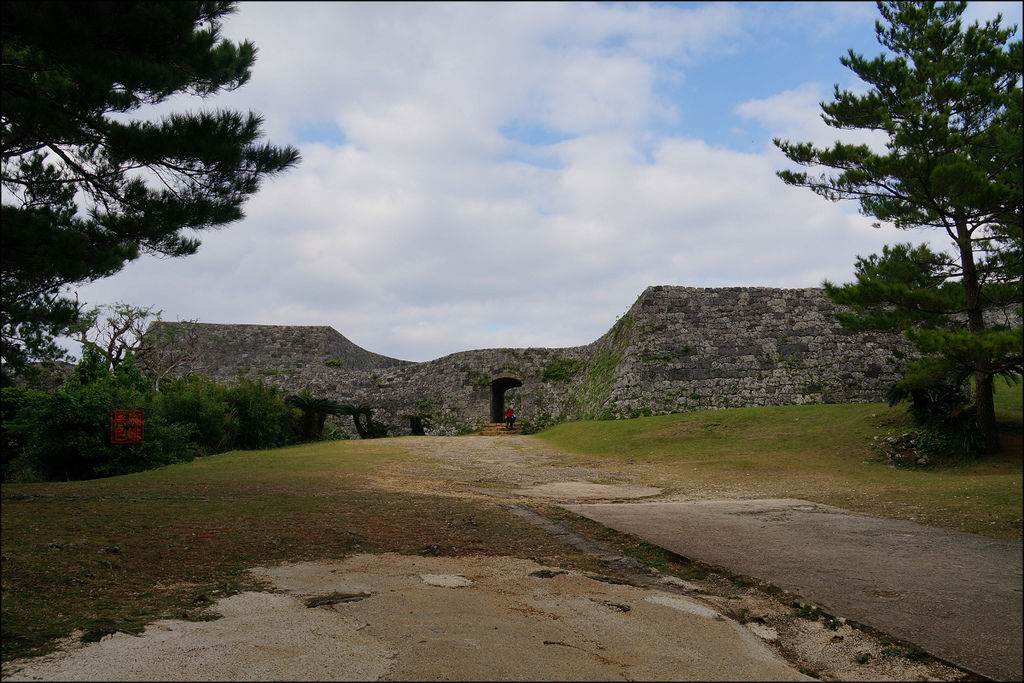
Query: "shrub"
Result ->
[[156, 376, 301, 452], [542, 358, 585, 383], [286, 389, 344, 442], [3, 352, 193, 481], [225, 378, 301, 449], [1, 386, 53, 480], [887, 374, 983, 455], [1, 353, 303, 481], [155, 376, 236, 454]]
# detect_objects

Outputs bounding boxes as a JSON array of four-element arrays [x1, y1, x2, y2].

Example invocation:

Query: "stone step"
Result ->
[[481, 422, 521, 436]]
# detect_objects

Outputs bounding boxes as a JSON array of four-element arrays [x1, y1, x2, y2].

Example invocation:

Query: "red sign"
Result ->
[[111, 410, 144, 443]]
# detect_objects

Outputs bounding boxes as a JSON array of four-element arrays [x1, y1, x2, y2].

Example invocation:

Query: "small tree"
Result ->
[[72, 302, 160, 372], [135, 320, 211, 391], [224, 379, 299, 450], [774, 1, 1022, 451], [286, 389, 344, 441], [340, 403, 388, 439]]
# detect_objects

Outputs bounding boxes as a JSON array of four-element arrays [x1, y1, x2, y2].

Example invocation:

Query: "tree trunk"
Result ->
[[352, 412, 368, 439], [956, 211, 999, 451], [974, 372, 998, 451], [301, 410, 316, 441]]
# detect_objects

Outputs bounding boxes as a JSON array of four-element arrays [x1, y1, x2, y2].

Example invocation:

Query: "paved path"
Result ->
[[565, 498, 1024, 682]]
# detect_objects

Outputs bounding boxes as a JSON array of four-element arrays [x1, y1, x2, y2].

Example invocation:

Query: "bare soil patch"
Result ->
[[367, 435, 662, 502]]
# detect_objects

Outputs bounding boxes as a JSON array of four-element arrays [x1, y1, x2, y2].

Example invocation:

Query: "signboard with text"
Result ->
[[110, 410, 144, 444]]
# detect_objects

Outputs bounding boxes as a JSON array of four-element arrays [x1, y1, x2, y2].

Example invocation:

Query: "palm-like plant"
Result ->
[[339, 403, 387, 439], [286, 389, 344, 441]]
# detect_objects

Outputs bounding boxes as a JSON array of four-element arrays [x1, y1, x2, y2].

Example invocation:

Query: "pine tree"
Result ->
[[1, 1, 300, 376], [775, 1, 1022, 451]]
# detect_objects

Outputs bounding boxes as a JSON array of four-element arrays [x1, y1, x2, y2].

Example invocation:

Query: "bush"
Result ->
[[2, 352, 193, 481], [1, 386, 52, 480], [155, 376, 302, 452], [154, 376, 237, 454], [225, 378, 301, 449], [887, 375, 983, 455], [1, 352, 302, 481]]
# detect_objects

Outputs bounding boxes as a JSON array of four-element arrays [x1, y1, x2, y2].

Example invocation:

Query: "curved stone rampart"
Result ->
[[146, 321, 411, 377], [143, 286, 914, 437]]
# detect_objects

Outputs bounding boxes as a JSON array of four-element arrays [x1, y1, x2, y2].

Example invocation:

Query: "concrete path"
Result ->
[[3, 554, 813, 682], [565, 498, 1023, 682]]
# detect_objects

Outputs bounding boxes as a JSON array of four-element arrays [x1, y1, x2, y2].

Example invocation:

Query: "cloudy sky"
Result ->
[[69, 1, 1022, 362]]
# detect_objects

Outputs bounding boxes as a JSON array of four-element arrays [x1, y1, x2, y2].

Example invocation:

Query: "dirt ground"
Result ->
[[1, 436, 977, 681]]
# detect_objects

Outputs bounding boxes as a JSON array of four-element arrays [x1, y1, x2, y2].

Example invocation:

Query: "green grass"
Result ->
[[536, 382, 1022, 540], [122, 437, 405, 485], [994, 375, 1023, 422]]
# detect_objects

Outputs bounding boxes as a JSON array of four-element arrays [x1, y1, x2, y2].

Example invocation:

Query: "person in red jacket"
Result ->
[[504, 406, 516, 430]]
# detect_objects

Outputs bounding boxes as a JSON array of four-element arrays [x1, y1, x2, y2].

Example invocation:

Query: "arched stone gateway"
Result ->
[[490, 376, 523, 423]]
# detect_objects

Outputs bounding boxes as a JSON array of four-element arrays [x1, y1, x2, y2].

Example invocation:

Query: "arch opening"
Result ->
[[489, 376, 523, 422]]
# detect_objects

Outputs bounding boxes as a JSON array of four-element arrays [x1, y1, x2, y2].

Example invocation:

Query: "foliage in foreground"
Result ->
[[775, 1, 1023, 451], [1, 1, 300, 374], [1, 348, 303, 481]]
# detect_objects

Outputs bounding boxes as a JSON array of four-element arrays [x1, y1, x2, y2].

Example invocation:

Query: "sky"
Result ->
[[67, 1, 1023, 362]]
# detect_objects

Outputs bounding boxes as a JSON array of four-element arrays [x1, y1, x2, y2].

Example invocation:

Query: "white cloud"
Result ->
[[734, 83, 889, 152], [67, 1, 944, 362], [962, 1, 1023, 28]]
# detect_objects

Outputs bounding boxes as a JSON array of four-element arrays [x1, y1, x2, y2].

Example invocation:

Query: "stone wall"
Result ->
[[144, 286, 914, 437], [596, 286, 912, 416], [146, 322, 411, 377]]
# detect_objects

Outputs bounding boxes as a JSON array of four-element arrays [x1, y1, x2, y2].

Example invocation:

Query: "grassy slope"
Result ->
[[536, 381, 1022, 540]]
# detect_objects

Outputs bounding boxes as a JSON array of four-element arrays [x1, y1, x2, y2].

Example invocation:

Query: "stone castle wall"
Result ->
[[145, 286, 914, 437], [146, 322, 411, 376], [597, 286, 912, 416]]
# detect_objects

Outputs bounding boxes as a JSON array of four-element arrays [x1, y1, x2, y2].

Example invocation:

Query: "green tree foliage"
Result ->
[[1, 354, 306, 481], [153, 375, 237, 454], [153, 376, 301, 454], [774, 1, 1022, 451], [886, 374, 982, 452], [1, 1, 300, 375], [2, 348, 193, 481], [221, 378, 300, 450]]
